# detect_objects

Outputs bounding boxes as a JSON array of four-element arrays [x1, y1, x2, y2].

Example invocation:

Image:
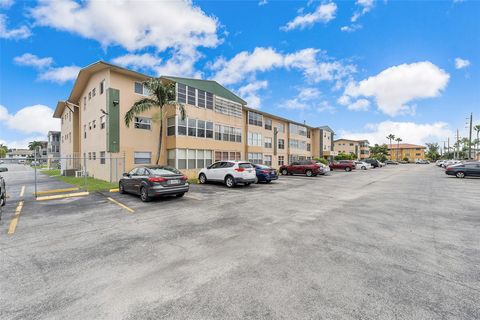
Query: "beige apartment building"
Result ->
[[334, 139, 370, 160], [54, 61, 336, 181]]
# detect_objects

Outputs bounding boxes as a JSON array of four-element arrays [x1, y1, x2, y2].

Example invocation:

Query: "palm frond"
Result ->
[[124, 98, 158, 127]]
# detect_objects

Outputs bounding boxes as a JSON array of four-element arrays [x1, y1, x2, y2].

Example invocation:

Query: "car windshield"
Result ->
[[239, 163, 253, 169], [255, 164, 270, 169], [149, 167, 182, 175]]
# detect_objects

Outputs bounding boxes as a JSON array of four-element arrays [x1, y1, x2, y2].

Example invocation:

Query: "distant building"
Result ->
[[5, 149, 33, 162], [317, 126, 335, 160], [334, 139, 370, 160], [47, 131, 61, 158], [387, 143, 426, 162]]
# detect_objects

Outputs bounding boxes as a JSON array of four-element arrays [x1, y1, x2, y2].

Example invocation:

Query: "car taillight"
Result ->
[[148, 177, 167, 182], [261, 169, 269, 174], [235, 168, 245, 172], [180, 175, 188, 180]]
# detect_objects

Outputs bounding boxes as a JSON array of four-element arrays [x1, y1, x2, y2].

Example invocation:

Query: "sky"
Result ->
[[1, 0, 479, 149]]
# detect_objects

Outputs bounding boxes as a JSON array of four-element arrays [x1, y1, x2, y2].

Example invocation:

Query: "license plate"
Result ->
[[168, 179, 180, 184]]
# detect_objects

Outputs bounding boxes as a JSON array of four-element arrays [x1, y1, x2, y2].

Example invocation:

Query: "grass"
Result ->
[[40, 169, 117, 192], [188, 178, 198, 184]]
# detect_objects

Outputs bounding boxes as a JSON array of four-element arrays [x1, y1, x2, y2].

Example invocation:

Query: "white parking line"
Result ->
[[19, 186, 25, 197]]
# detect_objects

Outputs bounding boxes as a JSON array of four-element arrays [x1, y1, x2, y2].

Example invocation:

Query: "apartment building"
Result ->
[[334, 139, 370, 160], [388, 143, 426, 162], [47, 131, 61, 158], [53, 61, 336, 181]]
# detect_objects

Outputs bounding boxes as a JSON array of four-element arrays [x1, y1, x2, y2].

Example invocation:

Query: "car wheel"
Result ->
[[455, 172, 465, 178], [266, 180, 271, 183], [198, 173, 207, 184], [306, 170, 313, 177], [281, 169, 288, 175], [140, 187, 151, 202], [345, 167, 351, 172], [176, 193, 185, 197], [362, 166, 366, 170], [225, 176, 235, 188], [119, 182, 125, 194], [255, 177, 259, 184]]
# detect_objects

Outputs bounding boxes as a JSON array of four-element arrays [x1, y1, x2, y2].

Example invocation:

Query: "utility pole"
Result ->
[[456, 129, 460, 160], [447, 137, 450, 159], [468, 112, 473, 159]]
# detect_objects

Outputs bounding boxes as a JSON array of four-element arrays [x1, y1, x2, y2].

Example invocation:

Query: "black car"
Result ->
[[119, 166, 189, 202], [0, 167, 7, 219], [384, 160, 398, 165], [445, 162, 480, 178], [364, 159, 381, 168]]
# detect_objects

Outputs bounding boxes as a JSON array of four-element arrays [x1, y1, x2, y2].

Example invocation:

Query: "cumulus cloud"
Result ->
[[212, 47, 355, 86], [0, 14, 31, 39], [351, 0, 374, 22], [14, 53, 80, 83], [281, 87, 334, 113], [281, 2, 337, 31], [346, 98, 370, 111], [454, 57, 470, 69], [0, 104, 60, 135], [237, 81, 268, 108], [340, 61, 449, 116], [14, 53, 54, 69], [340, 24, 362, 32], [258, 0, 268, 6], [111, 53, 161, 71], [339, 120, 453, 145]]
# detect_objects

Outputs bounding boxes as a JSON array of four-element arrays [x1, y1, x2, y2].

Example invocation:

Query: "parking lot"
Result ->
[[1, 164, 479, 319]]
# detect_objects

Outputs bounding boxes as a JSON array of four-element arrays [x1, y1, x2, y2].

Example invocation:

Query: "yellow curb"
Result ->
[[109, 188, 119, 193], [34, 187, 80, 195], [36, 192, 89, 201], [184, 194, 202, 201], [107, 197, 134, 213], [8, 200, 24, 235]]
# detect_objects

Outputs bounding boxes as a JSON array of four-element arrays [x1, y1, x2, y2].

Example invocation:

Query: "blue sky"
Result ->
[[1, 0, 479, 149]]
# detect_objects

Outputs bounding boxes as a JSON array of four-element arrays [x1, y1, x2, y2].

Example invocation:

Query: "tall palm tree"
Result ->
[[386, 134, 395, 159], [124, 78, 186, 165], [28, 141, 43, 158], [395, 137, 402, 161]]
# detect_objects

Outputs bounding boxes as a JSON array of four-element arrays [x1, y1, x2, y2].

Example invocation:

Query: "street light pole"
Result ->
[[468, 113, 473, 159]]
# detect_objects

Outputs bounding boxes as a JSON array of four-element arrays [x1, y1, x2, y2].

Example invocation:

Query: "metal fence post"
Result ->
[[83, 156, 87, 190], [34, 148, 38, 199]]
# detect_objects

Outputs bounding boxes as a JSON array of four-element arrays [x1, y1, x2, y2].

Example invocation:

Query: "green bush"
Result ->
[[403, 157, 409, 162], [313, 157, 328, 165]]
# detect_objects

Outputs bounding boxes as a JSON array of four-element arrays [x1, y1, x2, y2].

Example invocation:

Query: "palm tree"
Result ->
[[386, 134, 395, 160], [395, 137, 402, 161], [28, 141, 43, 158], [124, 78, 186, 165]]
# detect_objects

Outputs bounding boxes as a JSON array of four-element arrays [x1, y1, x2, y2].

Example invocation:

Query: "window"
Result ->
[[215, 96, 242, 118], [134, 82, 150, 96], [264, 137, 272, 148], [89, 122, 92, 130], [215, 124, 241, 142], [188, 119, 197, 136], [84, 125, 87, 139], [215, 151, 240, 161], [134, 117, 151, 130], [278, 139, 285, 149], [278, 155, 284, 166], [206, 121, 213, 138], [248, 132, 263, 146], [167, 117, 176, 136], [92, 88, 96, 97], [248, 111, 263, 126], [307, 143, 311, 152], [188, 149, 196, 169], [265, 119, 272, 130], [350, 143, 354, 146], [197, 120, 205, 138], [248, 152, 263, 164], [168, 149, 213, 169], [88, 92, 91, 100], [92, 120, 96, 129], [167, 150, 176, 167], [100, 80, 105, 94], [289, 123, 307, 136], [187, 86, 196, 105], [134, 152, 151, 164], [197, 90, 206, 108], [264, 155, 272, 166], [83, 97, 86, 109], [289, 139, 307, 150], [206, 92, 213, 109], [100, 151, 106, 164], [177, 149, 187, 169], [88, 152, 91, 160], [100, 116, 106, 129], [92, 152, 96, 160], [277, 123, 285, 133], [177, 83, 187, 104], [415, 153, 421, 156]]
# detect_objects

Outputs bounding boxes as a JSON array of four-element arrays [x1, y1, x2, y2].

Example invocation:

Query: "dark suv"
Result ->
[[0, 167, 7, 219], [279, 160, 322, 177], [364, 159, 381, 168]]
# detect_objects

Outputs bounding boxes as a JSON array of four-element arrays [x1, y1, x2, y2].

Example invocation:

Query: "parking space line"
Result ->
[[36, 192, 89, 201], [19, 186, 25, 197], [7, 201, 24, 235], [107, 197, 134, 213], [34, 187, 80, 195]]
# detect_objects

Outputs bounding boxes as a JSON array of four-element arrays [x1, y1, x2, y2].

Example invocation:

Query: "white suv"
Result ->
[[198, 161, 256, 187]]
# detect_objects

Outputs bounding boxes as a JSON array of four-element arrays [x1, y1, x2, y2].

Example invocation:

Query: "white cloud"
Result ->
[[0, 0, 14, 8], [340, 61, 449, 116], [111, 53, 161, 71], [38, 66, 81, 84], [281, 87, 334, 113], [454, 57, 470, 69], [298, 87, 321, 100], [351, 0, 374, 22], [0, 104, 60, 135], [346, 98, 370, 111], [237, 81, 268, 108], [339, 120, 453, 146], [14, 53, 54, 69], [0, 136, 48, 149], [340, 24, 362, 32], [258, 0, 268, 6], [0, 14, 31, 39], [281, 2, 337, 31], [212, 47, 355, 86]]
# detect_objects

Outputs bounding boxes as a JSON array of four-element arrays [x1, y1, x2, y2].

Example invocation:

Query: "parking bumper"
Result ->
[[148, 184, 189, 196]]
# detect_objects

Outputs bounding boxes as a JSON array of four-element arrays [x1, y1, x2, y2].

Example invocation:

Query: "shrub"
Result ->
[[313, 157, 328, 165]]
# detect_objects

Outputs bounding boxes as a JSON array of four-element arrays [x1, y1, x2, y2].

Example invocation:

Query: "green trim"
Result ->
[[162, 76, 247, 105], [107, 88, 120, 153]]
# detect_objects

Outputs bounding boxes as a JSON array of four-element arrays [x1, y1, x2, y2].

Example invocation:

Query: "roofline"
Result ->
[[243, 106, 316, 129], [334, 138, 370, 143]]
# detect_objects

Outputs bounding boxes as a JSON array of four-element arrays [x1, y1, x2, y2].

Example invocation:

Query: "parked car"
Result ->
[[0, 167, 7, 219], [329, 160, 356, 172], [354, 161, 372, 170], [252, 164, 278, 183], [416, 160, 430, 164], [445, 162, 480, 178], [18, 159, 26, 164], [442, 160, 461, 168], [119, 166, 189, 202], [364, 158, 382, 168], [279, 160, 323, 177], [315, 162, 330, 175], [385, 160, 399, 165], [198, 161, 256, 187]]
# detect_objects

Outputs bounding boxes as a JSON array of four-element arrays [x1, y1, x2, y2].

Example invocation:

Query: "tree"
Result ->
[[28, 141, 43, 158], [386, 134, 395, 159], [369, 144, 389, 162], [124, 78, 186, 165], [474, 124, 480, 155], [313, 157, 328, 165], [0, 144, 8, 158], [425, 142, 440, 161], [395, 137, 402, 161], [334, 153, 355, 161]]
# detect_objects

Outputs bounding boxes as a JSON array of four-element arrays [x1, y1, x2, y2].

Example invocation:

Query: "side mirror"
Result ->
[[123, 173, 129, 177], [0, 167, 8, 172]]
